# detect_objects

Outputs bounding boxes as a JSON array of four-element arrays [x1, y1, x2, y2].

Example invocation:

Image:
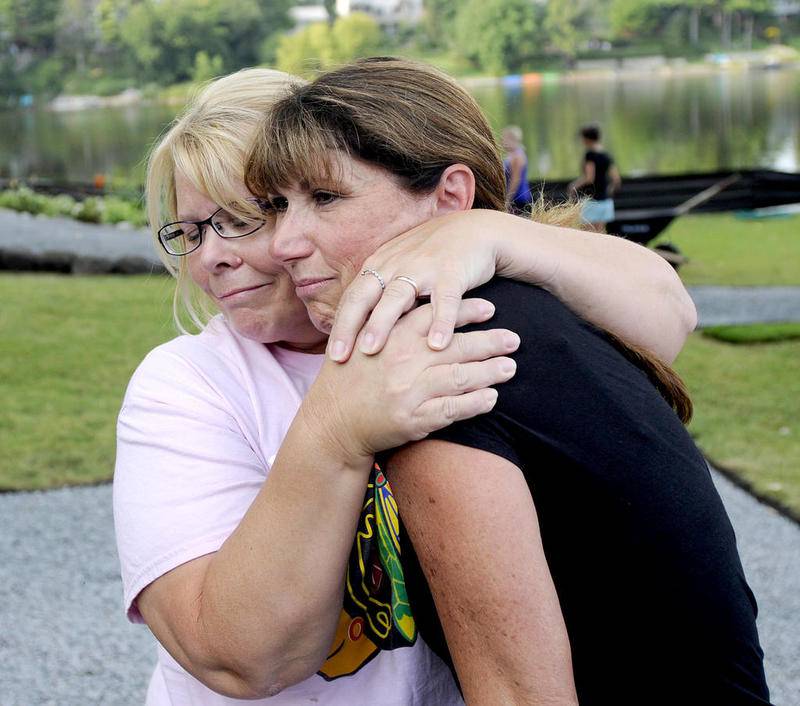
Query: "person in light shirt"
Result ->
[[114, 65, 698, 704]]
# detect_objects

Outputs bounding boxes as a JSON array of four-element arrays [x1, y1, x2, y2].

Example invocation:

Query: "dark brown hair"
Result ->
[[245, 57, 692, 423], [246, 57, 506, 211]]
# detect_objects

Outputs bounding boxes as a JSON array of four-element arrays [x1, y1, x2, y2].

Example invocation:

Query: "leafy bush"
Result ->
[[103, 197, 147, 226], [73, 197, 103, 223], [0, 188, 145, 227]]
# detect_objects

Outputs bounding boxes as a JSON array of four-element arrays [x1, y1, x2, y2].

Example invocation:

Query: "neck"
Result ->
[[274, 339, 328, 354]]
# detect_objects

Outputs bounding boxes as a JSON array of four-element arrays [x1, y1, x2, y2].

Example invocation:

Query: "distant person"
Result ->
[[569, 123, 621, 233], [501, 125, 533, 214]]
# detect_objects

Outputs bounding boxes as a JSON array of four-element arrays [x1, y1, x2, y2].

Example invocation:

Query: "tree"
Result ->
[[330, 12, 382, 64], [454, 0, 541, 75], [276, 13, 383, 77], [422, 0, 460, 48], [544, 0, 594, 62]]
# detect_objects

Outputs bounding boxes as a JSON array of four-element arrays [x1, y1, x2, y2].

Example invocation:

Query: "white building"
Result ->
[[289, 4, 330, 29], [335, 0, 423, 26]]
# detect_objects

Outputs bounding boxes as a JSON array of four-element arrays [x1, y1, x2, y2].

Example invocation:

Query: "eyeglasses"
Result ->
[[157, 198, 272, 256]]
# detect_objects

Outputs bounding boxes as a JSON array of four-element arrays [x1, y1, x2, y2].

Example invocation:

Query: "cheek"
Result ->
[[186, 254, 208, 291]]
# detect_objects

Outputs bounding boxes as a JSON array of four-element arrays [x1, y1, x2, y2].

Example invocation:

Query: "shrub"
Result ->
[[0, 188, 146, 227]]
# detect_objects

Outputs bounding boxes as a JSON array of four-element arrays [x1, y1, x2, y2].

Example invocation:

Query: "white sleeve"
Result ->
[[113, 342, 266, 623]]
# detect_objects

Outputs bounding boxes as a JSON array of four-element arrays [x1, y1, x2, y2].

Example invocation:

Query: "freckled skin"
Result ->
[[266, 153, 437, 335]]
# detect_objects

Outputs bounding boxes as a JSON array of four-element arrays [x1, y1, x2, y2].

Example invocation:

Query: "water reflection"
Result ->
[[0, 68, 798, 183]]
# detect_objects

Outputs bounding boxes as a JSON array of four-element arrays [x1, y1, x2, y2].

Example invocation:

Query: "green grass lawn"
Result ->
[[0, 274, 176, 490], [653, 213, 800, 285], [675, 333, 800, 517], [2, 212, 799, 518]]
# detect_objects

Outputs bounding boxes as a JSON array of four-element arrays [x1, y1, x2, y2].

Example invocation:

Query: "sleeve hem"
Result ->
[[124, 532, 233, 624]]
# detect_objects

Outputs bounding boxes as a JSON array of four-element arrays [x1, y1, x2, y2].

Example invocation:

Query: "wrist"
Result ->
[[298, 378, 374, 471]]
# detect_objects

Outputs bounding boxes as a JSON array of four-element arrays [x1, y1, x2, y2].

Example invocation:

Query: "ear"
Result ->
[[432, 164, 475, 215]]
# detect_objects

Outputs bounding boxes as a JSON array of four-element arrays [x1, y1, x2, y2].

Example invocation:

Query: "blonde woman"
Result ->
[[114, 68, 697, 705]]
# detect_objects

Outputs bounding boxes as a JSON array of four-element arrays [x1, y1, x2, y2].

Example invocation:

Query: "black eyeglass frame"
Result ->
[[157, 198, 270, 257]]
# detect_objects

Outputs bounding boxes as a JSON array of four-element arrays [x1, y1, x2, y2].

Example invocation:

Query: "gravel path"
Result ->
[[0, 209, 159, 265], [1, 209, 798, 703], [688, 286, 800, 327], [0, 470, 797, 705]]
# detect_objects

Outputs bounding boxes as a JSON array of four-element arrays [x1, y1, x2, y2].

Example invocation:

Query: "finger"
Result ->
[[358, 277, 419, 355], [413, 388, 499, 437], [437, 328, 521, 365], [327, 275, 384, 362], [401, 298, 495, 337], [428, 286, 465, 351], [422, 358, 517, 399]]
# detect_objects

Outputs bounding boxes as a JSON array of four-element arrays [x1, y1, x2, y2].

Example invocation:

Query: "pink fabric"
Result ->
[[114, 315, 462, 705]]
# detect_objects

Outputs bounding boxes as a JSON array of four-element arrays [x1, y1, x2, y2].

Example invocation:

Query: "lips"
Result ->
[[293, 276, 335, 299], [215, 283, 269, 300]]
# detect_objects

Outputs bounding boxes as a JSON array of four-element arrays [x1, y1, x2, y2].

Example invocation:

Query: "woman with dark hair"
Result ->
[[247, 57, 770, 705]]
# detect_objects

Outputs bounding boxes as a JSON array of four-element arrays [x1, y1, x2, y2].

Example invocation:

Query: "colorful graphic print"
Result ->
[[318, 463, 417, 680]]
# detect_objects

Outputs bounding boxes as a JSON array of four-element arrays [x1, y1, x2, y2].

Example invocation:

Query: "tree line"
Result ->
[[1, 0, 793, 99]]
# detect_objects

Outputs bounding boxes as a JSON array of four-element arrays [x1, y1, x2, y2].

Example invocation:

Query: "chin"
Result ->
[[226, 311, 283, 344], [306, 301, 336, 334]]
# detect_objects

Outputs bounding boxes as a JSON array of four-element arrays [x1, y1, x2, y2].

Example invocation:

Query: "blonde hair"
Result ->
[[145, 68, 301, 332]]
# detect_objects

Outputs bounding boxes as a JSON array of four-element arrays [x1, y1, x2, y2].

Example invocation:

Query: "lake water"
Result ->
[[2, 67, 798, 184]]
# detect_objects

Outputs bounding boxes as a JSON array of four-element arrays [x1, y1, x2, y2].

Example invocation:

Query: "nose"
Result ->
[[196, 225, 243, 272], [268, 207, 315, 266]]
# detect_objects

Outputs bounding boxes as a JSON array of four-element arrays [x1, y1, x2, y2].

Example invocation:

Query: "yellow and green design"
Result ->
[[318, 463, 417, 680]]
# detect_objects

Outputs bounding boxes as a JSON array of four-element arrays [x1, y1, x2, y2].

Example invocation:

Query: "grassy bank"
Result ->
[[675, 332, 800, 515], [2, 206, 799, 508], [653, 213, 800, 286], [0, 274, 175, 490]]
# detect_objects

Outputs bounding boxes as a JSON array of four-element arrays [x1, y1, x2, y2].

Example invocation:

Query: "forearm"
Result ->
[[151, 401, 373, 697], [478, 210, 696, 362]]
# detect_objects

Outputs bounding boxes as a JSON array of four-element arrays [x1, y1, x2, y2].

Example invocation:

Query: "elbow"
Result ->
[[192, 653, 322, 701], [178, 620, 328, 699], [653, 255, 697, 362]]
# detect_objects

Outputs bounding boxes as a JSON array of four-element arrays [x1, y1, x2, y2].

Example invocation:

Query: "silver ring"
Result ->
[[394, 275, 420, 298], [361, 268, 385, 290]]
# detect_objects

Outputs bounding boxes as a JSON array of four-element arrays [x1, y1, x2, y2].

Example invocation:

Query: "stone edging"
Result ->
[[707, 454, 800, 527], [0, 247, 166, 275]]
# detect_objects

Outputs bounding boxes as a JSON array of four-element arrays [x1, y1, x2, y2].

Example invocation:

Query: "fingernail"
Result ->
[[485, 388, 499, 406], [330, 340, 347, 361], [360, 332, 376, 353], [501, 359, 517, 376], [481, 302, 495, 317], [504, 332, 521, 349], [431, 332, 445, 349]]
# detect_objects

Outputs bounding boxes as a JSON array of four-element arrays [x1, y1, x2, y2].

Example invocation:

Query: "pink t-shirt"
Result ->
[[114, 315, 462, 705]]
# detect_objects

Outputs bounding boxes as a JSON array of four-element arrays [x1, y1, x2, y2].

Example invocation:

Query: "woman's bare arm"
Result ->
[[329, 209, 696, 364], [387, 440, 578, 705], [133, 301, 518, 699]]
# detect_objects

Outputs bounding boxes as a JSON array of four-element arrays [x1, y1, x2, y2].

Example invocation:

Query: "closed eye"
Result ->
[[313, 190, 341, 206]]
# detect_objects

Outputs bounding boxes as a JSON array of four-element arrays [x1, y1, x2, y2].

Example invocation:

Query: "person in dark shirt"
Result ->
[[248, 57, 770, 705], [569, 123, 622, 233], [395, 278, 770, 705]]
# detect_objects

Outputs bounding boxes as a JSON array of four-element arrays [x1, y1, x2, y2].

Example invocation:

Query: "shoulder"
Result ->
[[464, 278, 588, 345], [122, 316, 270, 409]]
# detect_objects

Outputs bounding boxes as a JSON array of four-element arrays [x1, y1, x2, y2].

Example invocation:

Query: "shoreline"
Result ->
[[37, 48, 800, 113]]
